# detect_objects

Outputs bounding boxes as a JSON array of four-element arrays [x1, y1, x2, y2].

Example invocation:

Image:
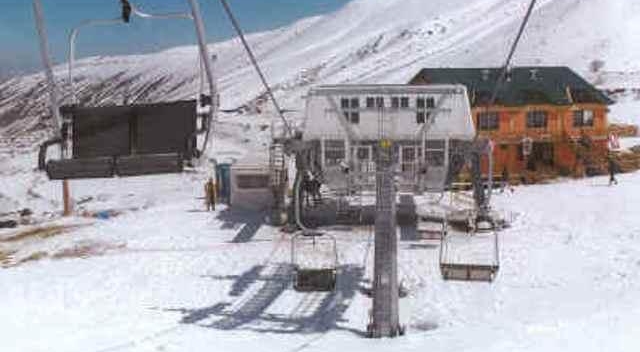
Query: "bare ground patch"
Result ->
[[0, 223, 92, 243], [52, 242, 125, 260], [0, 249, 16, 268], [2, 242, 125, 268]]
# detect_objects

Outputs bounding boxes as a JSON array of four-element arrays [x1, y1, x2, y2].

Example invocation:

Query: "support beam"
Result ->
[[326, 96, 360, 143], [367, 141, 402, 338], [186, 0, 218, 157], [33, 0, 73, 216]]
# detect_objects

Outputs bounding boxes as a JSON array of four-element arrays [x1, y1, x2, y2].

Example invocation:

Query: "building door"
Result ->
[[399, 145, 420, 174], [352, 145, 374, 173], [528, 142, 554, 171]]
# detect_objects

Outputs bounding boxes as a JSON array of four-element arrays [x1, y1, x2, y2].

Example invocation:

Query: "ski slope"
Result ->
[[1, 147, 640, 351], [1, 0, 640, 350]]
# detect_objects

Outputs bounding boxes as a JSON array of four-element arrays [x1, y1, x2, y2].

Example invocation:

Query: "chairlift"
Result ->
[[439, 216, 500, 282], [291, 231, 338, 292], [38, 0, 217, 180]]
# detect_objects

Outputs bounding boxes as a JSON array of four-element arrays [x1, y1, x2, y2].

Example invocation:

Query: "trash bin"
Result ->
[[216, 163, 232, 204]]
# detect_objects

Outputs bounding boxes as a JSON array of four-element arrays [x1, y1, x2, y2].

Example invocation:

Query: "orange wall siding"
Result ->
[[470, 104, 610, 178]]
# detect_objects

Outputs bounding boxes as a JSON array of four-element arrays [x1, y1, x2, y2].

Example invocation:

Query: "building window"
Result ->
[[356, 146, 370, 161], [392, 97, 410, 109], [366, 97, 375, 108], [237, 175, 269, 189], [341, 97, 360, 124], [416, 97, 434, 124], [325, 140, 346, 166], [478, 112, 499, 131], [526, 110, 548, 129], [573, 109, 594, 127], [425, 140, 445, 167], [366, 96, 384, 109]]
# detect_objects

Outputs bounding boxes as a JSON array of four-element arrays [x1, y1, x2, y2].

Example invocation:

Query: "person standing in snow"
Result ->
[[608, 155, 618, 186], [500, 167, 509, 193], [204, 177, 216, 211]]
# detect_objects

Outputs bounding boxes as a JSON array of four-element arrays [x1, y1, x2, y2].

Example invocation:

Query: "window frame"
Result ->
[[324, 139, 346, 166], [340, 97, 360, 124], [416, 96, 434, 124], [526, 110, 548, 129], [573, 109, 594, 128], [391, 97, 400, 109], [477, 111, 500, 131]]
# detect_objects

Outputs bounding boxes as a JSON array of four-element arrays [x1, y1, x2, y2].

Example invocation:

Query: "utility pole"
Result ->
[[33, 0, 72, 216]]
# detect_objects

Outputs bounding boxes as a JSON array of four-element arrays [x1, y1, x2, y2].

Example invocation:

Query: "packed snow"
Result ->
[[2, 0, 640, 350], [1, 140, 640, 351]]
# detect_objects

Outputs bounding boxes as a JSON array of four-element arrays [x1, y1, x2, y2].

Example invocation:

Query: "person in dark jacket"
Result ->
[[608, 156, 618, 186]]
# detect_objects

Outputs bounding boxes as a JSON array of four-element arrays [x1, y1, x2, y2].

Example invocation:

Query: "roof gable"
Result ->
[[409, 67, 613, 107]]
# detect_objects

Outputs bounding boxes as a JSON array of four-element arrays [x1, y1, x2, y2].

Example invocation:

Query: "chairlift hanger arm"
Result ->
[[488, 0, 537, 107], [68, 3, 196, 104], [218, 0, 293, 138], [415, 94, 450, 138], [325, 96, 359, 143], [66, 0, 217, 159]]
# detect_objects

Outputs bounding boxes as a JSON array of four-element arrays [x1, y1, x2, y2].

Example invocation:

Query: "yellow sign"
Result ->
[[380, 139, 392, 149]]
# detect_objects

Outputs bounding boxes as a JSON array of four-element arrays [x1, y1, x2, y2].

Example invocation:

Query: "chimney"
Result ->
[[529, 68, 539, 81], [481, 69, 490, 81]]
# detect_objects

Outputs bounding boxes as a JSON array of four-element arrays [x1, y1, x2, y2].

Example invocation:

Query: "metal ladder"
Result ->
[[269, 143, 286, 188], [269, 143, 287, 224]]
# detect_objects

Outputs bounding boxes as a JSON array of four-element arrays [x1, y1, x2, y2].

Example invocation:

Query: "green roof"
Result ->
[[409, 67, 614, 107]]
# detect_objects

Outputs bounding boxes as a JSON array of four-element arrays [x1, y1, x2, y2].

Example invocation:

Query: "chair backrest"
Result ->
[[63, 100, 197, 159]]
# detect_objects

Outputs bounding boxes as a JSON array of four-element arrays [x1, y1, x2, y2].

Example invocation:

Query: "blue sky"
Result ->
[[0, 0, 350, 79]]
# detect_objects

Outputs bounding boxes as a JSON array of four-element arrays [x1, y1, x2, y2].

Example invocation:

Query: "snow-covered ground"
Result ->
[[2, 0, 640, 350], [2, 139, 640, 351]]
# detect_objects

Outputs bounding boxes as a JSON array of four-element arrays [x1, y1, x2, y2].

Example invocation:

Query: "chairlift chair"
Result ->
[[37, 0, 216, 180], [39, 100, 208, 179], [439, 218, 500, 282], [291, 231, 338, 292]]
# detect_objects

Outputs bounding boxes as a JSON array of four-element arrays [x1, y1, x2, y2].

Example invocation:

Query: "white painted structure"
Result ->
[[301, 84, 475, 192], [303, 84, 474, 141], [230, 154, 274, 211]]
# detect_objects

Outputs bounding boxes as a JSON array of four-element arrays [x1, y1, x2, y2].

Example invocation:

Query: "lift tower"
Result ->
[[367, 138, 402, 337], [367, 97, 402, 337]]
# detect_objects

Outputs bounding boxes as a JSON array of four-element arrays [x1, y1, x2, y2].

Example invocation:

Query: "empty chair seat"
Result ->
[[440, 263, 498, 282], [115, 153, 183, 177], [294, 268, 336, 292], [46, 157, 115, 180]]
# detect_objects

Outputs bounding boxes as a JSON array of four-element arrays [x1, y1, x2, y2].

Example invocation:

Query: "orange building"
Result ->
[[409, 67, 614, 181]]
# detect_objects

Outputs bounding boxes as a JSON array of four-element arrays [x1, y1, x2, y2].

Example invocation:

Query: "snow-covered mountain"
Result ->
[[1, 0, 640, 137]]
